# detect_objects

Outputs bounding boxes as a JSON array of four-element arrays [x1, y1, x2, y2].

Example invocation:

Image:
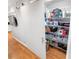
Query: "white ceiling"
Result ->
[[45, 0, 71, 8], [8, 0, 19, 9], [8, 0, 38, 9], [8, 0, 56, 10], [45, 0, 63, 6], [8, 0, 27, 11], [8, 0, 71, 11]]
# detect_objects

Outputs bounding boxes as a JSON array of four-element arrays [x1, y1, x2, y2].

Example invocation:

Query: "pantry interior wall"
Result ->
[[12, 0, 46, 59], [46, 0, 71, 13]]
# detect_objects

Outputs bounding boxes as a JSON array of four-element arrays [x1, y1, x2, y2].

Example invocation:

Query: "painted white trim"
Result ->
[[13, 36, 40, 59], [66, 30, 71, 59]]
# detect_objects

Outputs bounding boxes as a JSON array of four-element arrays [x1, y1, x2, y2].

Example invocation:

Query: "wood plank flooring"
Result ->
[[8, 32, 66, 59], [46, 46, 66, 59], [8, 32, 40, 59]]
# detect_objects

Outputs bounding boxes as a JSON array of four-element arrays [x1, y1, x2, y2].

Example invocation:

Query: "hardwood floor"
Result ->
[[46, 46, 66, 59], [8, 32, 66, 59], [8, 32, 40, 59]]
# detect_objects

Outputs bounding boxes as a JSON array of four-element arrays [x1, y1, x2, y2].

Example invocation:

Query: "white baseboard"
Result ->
[[13, 36, 40, 58]]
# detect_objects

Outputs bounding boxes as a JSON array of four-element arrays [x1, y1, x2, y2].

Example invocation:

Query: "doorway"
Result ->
[[44, 0, 71, 59]]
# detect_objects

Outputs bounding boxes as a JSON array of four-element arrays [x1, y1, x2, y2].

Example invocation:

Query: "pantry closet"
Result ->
[[45, 0, 71, 59]]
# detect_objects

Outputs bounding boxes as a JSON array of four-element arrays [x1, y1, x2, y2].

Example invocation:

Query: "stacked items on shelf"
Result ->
[[45, 8, 70, 52]]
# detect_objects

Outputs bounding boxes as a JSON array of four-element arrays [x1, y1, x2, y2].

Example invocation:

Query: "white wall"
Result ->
[[12, 0, 46, 59]]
